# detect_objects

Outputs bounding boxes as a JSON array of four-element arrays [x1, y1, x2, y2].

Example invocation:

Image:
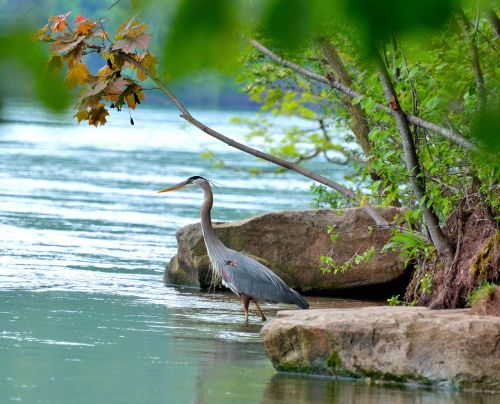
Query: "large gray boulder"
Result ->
[[260, 307, 500, 391], [165, 207, 406, 293]]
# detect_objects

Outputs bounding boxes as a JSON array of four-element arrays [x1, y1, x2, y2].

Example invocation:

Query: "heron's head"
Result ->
[[157, 176, 209, 193]]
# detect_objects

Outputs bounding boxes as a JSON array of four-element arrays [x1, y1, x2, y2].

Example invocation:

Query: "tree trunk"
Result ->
[[375, 53, 454, 261], [318, 39, 373, 158]]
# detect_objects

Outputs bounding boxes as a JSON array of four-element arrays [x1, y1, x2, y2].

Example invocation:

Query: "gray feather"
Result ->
[[211, 248, 309, 309]]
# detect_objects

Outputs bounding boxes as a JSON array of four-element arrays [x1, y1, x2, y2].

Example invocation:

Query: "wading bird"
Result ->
[[158, 176, 309, 324]]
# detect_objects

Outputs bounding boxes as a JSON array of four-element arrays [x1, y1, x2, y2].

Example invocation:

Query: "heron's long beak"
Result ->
[[157, 181, 188, 193]]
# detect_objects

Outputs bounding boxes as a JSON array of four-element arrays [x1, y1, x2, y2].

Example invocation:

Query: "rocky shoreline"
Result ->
[[260, 306, 500, 392]]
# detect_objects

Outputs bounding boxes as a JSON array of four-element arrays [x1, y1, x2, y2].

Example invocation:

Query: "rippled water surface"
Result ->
[[1, 103, 496, 403]]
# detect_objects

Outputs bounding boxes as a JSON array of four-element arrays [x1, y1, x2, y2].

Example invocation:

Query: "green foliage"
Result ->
[[473, 102, 500, 163], [0, 30, 70, 111], [260, 0, 312, 51], [320, 246, 376, 274], [311, 185, 350, 209], [468, 282, 498, 306], [383, 229, 435, 267], [418, 273, 433, 297], [162, 0, 239, 78], [387, 294, 402, 306], [346, 0, 458, 45]]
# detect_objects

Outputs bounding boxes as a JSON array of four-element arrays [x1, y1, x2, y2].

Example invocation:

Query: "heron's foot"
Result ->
[[254, 301, 267, 322]]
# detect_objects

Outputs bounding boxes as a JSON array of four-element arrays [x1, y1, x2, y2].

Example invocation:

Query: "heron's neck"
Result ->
[[200, 182, 224, 251]]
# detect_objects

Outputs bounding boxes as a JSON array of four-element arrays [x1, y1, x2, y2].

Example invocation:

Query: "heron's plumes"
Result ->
[[289, 288, 309, 309], [157, 182, 187, 193]]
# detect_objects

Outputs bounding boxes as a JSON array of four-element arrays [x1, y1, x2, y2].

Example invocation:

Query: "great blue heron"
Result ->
[[158, 176, 309, 323]]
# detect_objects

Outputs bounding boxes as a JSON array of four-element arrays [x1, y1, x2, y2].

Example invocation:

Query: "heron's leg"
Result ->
[[253, 301, 267, 322], [240, 294, 250, 325]]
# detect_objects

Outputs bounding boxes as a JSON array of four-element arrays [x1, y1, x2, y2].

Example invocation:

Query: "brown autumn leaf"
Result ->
[[115, 18, 147, 40], [97, 65, 113, 77], [81, 79, 108, 98], [75, 16, 96, 36], [125, 88, 144, 109], [74, 108, 90, 123], [63, 45, 84, 68], [50, 35, 86, 54], [111, 33, 152, 54], [35, 24, 51, 41], [134, 53, 158, 80], [64, 63, 91, 87], [88, 104, 109, 127], [49, 12, 70, 33], [104, 77, 130, 102]]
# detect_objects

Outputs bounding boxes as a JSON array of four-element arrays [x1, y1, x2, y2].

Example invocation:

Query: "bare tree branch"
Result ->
[[118, 51, 389, 227], [250, 39, 478, 152], [107, 0, 123, 11]]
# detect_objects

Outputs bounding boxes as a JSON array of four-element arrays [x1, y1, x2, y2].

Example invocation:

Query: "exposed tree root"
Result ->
[[405, 192, 499, 309]]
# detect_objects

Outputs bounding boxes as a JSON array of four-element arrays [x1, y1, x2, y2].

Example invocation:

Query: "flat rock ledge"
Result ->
[[165, 207, 406, 293], [260, 306, 500, 392]]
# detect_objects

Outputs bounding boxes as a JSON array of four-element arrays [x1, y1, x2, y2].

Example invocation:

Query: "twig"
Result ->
[[107, 0, 123, 11]]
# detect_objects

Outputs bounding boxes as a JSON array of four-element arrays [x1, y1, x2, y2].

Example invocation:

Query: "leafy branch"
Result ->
[[250, 39, 478, 152]]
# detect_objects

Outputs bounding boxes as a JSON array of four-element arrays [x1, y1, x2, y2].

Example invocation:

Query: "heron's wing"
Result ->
[[221, 250, 309, 309]]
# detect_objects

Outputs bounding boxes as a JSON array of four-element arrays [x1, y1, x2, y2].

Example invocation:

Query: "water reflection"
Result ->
[[262, 373, 500, 404]]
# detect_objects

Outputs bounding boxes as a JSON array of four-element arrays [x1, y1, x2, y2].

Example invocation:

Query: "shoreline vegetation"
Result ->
[[28, 3, 497, 314]]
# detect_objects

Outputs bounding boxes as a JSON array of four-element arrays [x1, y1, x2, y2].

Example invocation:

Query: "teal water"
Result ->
[[0, 103, 497, 403]]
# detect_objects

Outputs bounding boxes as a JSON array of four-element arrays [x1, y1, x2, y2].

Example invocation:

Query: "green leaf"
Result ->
[[162, 0, 239, 78], [0, 31, 70, 111], [260, 0, 311, 51]]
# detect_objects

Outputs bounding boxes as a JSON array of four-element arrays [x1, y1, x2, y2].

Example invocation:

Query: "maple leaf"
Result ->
[[47, 55, 63, 71], [36, 24, 51, 41], [50, 35, 85, 54], [111, 33, 152, 54], [115, 18, 147, 40], [74, 108, 90, 123], [125, 89, 144, 109], [49, 12, 71, 33], [104, 77, 129, 102], [81, 79, 108, 98], [75, 16, 96, 36], [63, 45, 84, 68], [135, 53, 158, 80], [88, 104, 109, 127], [98, 65, 113, 77], [64, 63, 91, 87]]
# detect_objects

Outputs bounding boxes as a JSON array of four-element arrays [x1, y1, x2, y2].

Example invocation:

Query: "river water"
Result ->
[[0, 103, 495, 403]]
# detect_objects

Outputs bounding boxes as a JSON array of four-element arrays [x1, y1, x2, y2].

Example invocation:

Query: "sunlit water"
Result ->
[[0, 102, 496, 403]]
